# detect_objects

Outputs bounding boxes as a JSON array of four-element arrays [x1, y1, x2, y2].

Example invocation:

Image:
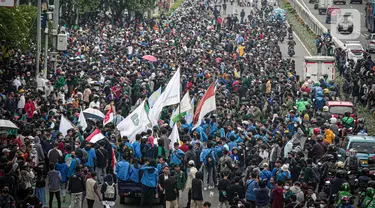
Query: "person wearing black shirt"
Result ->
[[158, 166, 170, 208], [164, 171, 178, 208], [227, 176, 245, 205], [95, 142, 108, 184]]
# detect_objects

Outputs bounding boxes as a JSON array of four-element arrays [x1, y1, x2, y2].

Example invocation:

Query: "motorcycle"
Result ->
[[347, 171, 358, 193], [288, 46, 295, 57], [288, 32, 293, 39]]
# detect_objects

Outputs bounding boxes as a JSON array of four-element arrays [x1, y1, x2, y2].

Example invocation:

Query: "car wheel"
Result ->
[[120, 195, 126, 204]]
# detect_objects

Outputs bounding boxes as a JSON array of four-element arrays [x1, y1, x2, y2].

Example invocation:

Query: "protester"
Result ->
[[0, 0, 371, 207]]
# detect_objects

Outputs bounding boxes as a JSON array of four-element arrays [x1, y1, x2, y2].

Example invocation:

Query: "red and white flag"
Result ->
[[85, 128, 105, 143], [112, 148, 117, 173], [192, 81, 216, 130], [103, 107, 114, 126]]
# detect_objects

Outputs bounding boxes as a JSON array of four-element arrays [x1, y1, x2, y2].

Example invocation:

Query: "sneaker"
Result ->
[[204, 187, 207, 191]]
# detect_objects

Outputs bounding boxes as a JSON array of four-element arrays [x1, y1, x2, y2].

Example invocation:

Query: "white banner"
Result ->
[[0, 0, 15, 7]]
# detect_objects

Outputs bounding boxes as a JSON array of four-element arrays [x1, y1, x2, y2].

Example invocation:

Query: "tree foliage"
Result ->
[[0, 5, 38, 52], [104, 0, 155, 19]]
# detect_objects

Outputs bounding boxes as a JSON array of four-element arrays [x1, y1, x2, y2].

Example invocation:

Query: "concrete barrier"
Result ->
[[287, 0, 345, 49]]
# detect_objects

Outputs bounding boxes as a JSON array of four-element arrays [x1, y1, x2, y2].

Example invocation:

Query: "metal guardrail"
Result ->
[[287, 0, 345, 49]]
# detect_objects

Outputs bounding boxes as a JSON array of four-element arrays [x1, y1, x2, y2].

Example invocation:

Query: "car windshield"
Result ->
[[349, 142, 375, 154], [347, 45, 363, 50], [329, 106, 354, 114]]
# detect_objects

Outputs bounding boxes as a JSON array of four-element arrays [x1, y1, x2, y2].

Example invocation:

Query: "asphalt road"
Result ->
[[297, 0, 375, 59], [48, 2, 310, 208]]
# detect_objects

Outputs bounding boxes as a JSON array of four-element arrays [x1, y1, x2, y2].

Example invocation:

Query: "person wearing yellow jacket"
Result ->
[[324, 125, 335, 144]]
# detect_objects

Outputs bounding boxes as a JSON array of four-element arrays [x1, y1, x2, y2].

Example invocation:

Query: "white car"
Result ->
[[345, 41, 364, 61], [337, 14, 353, 34]]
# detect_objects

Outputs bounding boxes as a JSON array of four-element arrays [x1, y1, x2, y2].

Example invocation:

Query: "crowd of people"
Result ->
[[0, 0, 373, 208]]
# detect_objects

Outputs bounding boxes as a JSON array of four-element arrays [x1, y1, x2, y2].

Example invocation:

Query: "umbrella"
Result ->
[[0, 119, 18, 129], [83, 108, 105, 120], [142, 55, 158, 62]]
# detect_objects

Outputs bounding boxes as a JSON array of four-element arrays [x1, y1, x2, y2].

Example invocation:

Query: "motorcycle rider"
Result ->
[[337, 183, 353, 208], [288, 24, 293, 39], [342, 111, 355, 129], [308, 135, 327, 163], [344, 148, 361, 171], [358, 168, 370, 192], [330, 170, 347, 204], [321, 106, 332, 122], [329, 117, 339, 144], [360, 187, 375, 207], [318, 154, 335, 193]]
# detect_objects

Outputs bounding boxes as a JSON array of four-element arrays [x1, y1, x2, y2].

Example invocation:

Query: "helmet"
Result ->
[[349, 148, 357, 157], [323, 88, 329, 94], [311, 118, 317, 123], [326, 154, 334, 161], [330, 117, 337, 124], [367, 187, 375, 197], [336, 170, 346, 178], [358, 118, 365, 124], [363, 168, 370, 176], [328, 144, 337, 152], [317, 135, 324, 142], [344, 111, 351, 117], [313, 128, 320, 135], [336, 161, 344, 169], [323, 106, 329, 112], [369, 180, 375, 188], [341, 182, 351, 191]]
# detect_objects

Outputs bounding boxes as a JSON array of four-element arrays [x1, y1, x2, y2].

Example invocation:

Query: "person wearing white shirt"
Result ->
[[89, 95, 100, 109]]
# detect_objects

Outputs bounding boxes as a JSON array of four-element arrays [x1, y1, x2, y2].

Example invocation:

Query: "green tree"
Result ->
[[0, 5, 38, 52]]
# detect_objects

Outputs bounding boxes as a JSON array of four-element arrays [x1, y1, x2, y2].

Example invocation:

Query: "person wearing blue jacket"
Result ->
[[170, 142, 185, 166], [140, 160, 158, 208], [67, 154, 80, 179], [83, 143, 96, 173], [129, 159, 140, 183], [133, 135, 142, 160], [246, 172, 258, 207], [116, 154, 130, 181], [200, 142, 216, 190], [55, 157, 68, 202], [259, 163, 273, 182]]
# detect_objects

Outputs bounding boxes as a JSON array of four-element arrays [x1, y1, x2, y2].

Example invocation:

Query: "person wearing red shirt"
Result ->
[[271, 180, 284, 208], [179, 140, 189, 153], [24, 98, 36, 119]]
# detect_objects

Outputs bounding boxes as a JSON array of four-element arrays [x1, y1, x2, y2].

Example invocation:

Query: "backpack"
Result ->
[[348, 157, 359, 170], [219, 157, 231, 173], [314, 98, 325, 110], [311, 166, 321, 184], [144, 144, 155, 159], [104, 182, 115, 199], [123, 145, 134, 161], [205, 150, 214, 167], [77, 149, 88, 164]]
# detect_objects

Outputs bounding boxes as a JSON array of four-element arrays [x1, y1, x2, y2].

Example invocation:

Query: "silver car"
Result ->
[[367, 34, 375, 53]]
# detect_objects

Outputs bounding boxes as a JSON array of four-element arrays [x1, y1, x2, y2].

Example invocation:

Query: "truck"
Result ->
[[303, 56, 335, 83], [318, 0, 333, 14]]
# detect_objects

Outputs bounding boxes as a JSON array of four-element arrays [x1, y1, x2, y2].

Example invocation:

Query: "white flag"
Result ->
[[169, 124, 180, 150], [59, 115, 75, 137], [78, 109, 88, 131], [149, 68, 181, 126], [170, 91, 192, 126], [185, 97, 195, 124], [117, 101, 151, 142], [148, 86, 162, 108]]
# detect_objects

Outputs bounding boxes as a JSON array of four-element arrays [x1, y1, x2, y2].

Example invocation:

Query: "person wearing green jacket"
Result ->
[[360, 187, 375, 208], [173, 165, 186, 193], [337, 183, 353, 208], [342, 111, 355, 129]]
